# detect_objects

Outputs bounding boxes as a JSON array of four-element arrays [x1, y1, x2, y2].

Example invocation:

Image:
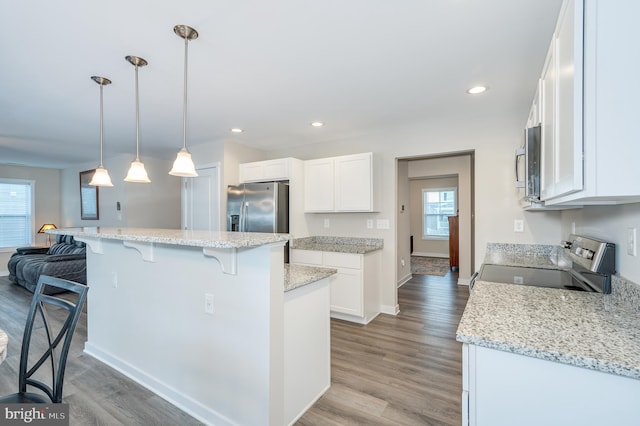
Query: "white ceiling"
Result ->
[[0, 0, 562, 169]]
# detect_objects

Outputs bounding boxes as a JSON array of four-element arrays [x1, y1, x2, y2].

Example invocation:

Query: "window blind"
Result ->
[[0, 180, 33, 248]]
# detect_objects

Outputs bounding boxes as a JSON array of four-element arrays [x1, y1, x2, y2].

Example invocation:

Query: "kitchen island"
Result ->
[[49, 227, 334, 426], [457, 243, 640, 426]]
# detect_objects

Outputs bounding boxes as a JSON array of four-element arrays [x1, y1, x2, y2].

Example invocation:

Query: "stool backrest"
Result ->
[[19, 275, 88, 402]]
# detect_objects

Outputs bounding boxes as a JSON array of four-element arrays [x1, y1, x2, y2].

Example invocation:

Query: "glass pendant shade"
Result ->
[[125, 55, 151, 183], [169, 148, 198, 177], [124, 160, 151, 182], [90, 166, 114, 187], [89, 76, 113, 187], [169, 25, 199, 177]]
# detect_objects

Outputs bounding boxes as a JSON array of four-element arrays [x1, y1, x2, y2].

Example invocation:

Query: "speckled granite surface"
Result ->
[[291, 236, 383, 254], [483, 242, 570, 269], [49, 227, 290, 248], [284, 263, 336, 292], [457, 279, 640, 380]]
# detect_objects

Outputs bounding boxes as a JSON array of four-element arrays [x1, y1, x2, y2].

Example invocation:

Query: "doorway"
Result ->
[[182, 163, 221, 231], [397, 151, 475, 287]]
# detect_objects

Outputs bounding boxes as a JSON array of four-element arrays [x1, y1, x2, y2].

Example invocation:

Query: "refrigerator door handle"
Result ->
[[241, 202, 249, 232]]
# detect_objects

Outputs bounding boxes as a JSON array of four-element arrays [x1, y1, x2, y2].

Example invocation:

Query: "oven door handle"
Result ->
[[468, 271, 479, 294]]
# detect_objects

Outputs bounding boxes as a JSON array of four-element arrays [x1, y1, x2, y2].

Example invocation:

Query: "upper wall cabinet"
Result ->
[[540, 0, 584, 201], [539, 0, 640, 206], [239, 158, 296, 183], [304, 152, 380, 213]]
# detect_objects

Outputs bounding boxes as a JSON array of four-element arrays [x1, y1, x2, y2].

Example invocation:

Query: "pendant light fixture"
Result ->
[[124, 55, 151, 183], [89, 76, 114, 187], [169, 25, 199, 177]]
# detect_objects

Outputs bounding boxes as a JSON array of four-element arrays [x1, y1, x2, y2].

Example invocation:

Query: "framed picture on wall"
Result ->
[[79, 169, 99, 220]]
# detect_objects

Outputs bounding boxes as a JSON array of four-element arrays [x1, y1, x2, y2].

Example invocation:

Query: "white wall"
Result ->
[[61, 154, 181, 228], [397, 160, 411, 285], [0, 164, 61, 273], [561, 204, 640, 284], [269, 115, 563, 313]]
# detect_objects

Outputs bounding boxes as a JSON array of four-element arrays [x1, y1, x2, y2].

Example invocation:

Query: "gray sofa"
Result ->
[[7, 235, 87, 294]]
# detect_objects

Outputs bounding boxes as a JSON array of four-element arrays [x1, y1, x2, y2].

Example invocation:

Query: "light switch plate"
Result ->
[[627, 227, 637, 256]]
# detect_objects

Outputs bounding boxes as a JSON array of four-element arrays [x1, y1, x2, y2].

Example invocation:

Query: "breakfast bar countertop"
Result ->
[[48, 227, 290, 249], [291, 236, 383, 254]]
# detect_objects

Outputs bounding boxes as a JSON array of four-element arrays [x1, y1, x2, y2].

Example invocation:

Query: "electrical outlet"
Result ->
[[111, 272, 118, 288], [376, 219, 390, 229], [205, 293, 214, 315], [324, 218, 330, 228], [401, 258, 405, 267], [514, 219, 524, 233], [628, 228, 637, 256], [366, 219, 373, 229]]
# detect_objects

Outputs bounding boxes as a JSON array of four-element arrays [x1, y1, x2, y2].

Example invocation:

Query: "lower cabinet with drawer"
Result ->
[[291, 249, 381, 324]]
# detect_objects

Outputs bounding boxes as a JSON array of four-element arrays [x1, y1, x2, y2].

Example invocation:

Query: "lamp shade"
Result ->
[[124, 160, 151, 183], [89, 166, 114, 187], [37, 223, 57, 233], [169, 148, 198, 177]]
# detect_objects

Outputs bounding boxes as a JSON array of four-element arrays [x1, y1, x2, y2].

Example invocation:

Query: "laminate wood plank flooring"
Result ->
[[297, 270, 468, 425], [0, 270, 467, 425]]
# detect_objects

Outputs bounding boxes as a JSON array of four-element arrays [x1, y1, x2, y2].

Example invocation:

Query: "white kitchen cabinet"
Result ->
[[540, 42, 556, 201], [290, 249, 381, 324], [462, 343, 640, 426], [239, 157, 298, 183], [304, 152, 379, 213], [545, 0, 640, 205], [540, 0, 583, 201], [303, 158, 335, 212]]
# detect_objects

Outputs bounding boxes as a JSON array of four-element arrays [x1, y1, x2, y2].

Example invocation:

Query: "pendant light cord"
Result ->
[[99, 83, 105, 167], [135, 64, 140, 160], [182, 36, 189, 151]]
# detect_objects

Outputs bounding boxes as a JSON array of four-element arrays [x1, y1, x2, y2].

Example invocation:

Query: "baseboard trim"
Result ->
[[0, 270, 8, 277], [84, 343, 232, 426], [380, 304, 400, 316], [411, 252, 448, 258], [397, 273, 412, 288], [458, 277, 470, 286]]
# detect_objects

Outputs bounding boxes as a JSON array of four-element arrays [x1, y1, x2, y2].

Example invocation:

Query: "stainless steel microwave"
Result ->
[[515, 125, 541, 201]]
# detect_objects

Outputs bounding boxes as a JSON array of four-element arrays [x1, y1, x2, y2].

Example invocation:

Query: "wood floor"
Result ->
[[297, 271, 468, 425], [0, 271, 468, 425]]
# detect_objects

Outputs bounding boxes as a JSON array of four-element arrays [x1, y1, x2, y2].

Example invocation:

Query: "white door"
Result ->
[[182, 163, 220, 231]]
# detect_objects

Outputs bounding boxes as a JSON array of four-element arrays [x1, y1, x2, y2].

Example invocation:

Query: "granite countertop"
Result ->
[[291, 236, 383, 254], [482, 242, 570, 269], [49, 227, 290, 249], [457, 242, 640, 380], [284, 263, 337, 292]]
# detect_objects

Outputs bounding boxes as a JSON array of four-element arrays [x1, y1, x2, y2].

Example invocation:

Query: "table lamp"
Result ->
[[38, 223, 57, 246]]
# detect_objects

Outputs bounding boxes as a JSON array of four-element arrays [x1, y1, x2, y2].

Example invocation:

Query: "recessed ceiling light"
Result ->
[[467, 86, 488, 95], [230, 128, 243, 133], [311, 122, 324, 127]]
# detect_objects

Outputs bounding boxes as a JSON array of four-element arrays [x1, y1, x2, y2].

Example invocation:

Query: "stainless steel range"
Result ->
[[473, 235, 616, 293]]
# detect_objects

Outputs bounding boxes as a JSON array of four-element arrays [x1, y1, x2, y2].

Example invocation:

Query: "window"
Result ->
[[0, 179, 34, 249], [422, 187, 456, 238]]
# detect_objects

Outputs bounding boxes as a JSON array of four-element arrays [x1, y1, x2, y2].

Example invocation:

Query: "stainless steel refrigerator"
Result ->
[[227, 182, 289, 232], [227, 182, 289, 260]]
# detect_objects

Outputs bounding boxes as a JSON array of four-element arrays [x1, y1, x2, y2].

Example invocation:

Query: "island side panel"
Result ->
[[83, 239, 284, 426]]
